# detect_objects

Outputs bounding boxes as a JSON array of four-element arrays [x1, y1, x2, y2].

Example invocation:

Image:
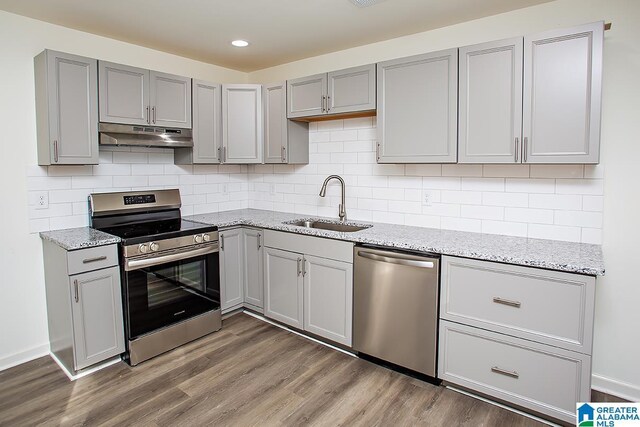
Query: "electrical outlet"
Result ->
[[422, 191, 432, 207], [35, 192, 48, 209], [221, 184, 228, 193]]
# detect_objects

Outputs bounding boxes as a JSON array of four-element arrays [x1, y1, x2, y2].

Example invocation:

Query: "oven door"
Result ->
[[123, 244, 220, 339]]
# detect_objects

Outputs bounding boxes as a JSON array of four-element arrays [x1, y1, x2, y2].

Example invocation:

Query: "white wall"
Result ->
[[0, 10, 247, 370], [249, 118, 604, 243], [248, 0, 640, 400]]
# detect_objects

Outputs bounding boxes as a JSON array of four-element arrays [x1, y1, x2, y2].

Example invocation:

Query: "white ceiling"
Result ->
[[0, 0, 552, 71]]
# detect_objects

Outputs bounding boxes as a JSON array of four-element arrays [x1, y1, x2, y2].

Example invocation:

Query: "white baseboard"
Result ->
[[592, 374, 640, 402], [0, 344, 49, 372]]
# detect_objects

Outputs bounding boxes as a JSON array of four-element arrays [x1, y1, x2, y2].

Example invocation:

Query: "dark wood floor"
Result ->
[[0, 313, 550, 426]]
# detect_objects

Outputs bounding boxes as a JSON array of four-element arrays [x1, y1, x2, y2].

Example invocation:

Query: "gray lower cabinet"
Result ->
[[175, 79, 222, 165], [287, 64, 376, 119], [458, 38, 523, 164], [34, 50, 99, 165], [222, 84, 263, 164], [98, 61, 192, 128], [303, 255, 353, 347], [219, 228, 244, 312], [377, 49, 458, 163], [42, 242, 124, 375], [263, 82, 309, 164], [264, 246, 304, 329], [438, 255, 596, 423], [523, 22, 603, 164], [242, 228, 264, 310]]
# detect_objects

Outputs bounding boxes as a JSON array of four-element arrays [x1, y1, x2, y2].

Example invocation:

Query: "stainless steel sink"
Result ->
[[287, 219, 371, 233]]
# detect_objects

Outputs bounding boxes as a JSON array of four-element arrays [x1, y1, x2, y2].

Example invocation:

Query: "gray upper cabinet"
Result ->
[[523, 22, 603, 164], [287, 64, 376, 119], [287, 73, 326, 119], [264, 246, 304, 329], [98, 61, 192, 129], [220, 229, 244, 312], [35, 50, 99, 165], [222, 84, 263, 164], [263, 82, 309, 164], [243, 228, 264, 310], [377, 49, 458, 163], [175, 79, 221, 165], [459, 38, 523, 164], [149, 71, 192, 128], [327, 64, 376, 115], [71, 266, 125, 370]]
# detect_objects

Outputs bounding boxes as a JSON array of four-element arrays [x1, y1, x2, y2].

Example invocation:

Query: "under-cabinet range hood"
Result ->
[[99, 123, 193, 148]]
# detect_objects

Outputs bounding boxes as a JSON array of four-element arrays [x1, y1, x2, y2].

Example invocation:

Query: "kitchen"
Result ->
[[0, 0, 638, 425]]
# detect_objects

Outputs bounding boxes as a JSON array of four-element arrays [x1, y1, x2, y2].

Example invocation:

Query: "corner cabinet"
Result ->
[[287, 64, 376, 119], [263, 230, 354, 347], [219, 228, 244, 312], [42, 242, 124, 375], [34, 50, 99, 165], [377, 49, 458, 163], [221, 84, 263, 164], [263, 82, 309, 164], [98, 61, 192, 129], [175, 79, 222, 165]]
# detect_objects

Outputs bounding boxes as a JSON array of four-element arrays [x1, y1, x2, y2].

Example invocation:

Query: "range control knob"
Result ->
[[194, 234, 203, 244], [203, 233, 211, 242], [149, 242, 159, 252], [139, 244, 149, 254]]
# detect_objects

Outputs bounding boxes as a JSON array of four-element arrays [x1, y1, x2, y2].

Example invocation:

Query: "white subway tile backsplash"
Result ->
[[47, 165, 93, 176], [482, 192, 528, 207], [112, 176, 148, 188], [48, 189, 90, 203], [113, 152, 148, 164], [28, 177, 71, 190], [481, 220, 528, 237], [422, 202, 460, 217], [405, 164, 442, 177], [582, 195, 604, 212], [423, 177, 461, 190], [505, 178, 555, 193], [441, 217, 482, 233], [461, 178, 505, 192], [442, 164, 483, 177], [460, 205, 504, 220], [556, 179, 604, 195], [529, 165, 584, 178], [555, 210, 603, 228], [529, 193, 582, 210], [482, 165, 530, 178], [132, 164, 165, 175], [93, 164, 131, 176], [505, 207, 554, 224], [581, 228, 603, 244], [72, 176, 112, 189], [528, 224, 582, 242], [441, 190, 482, 205]]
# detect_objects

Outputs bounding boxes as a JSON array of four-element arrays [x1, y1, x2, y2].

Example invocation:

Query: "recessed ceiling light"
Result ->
[[231, 40, 249, 47]]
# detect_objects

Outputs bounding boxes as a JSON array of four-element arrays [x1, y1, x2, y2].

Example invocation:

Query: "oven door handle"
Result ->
[[124, 244, 218, 271]]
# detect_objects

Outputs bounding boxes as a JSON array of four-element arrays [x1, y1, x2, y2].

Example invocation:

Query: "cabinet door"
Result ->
[[99, 61, 149, 125], [220, 229, 244, 312], [243, 229, 264, 309], [523, 22, 603, 164], [150, 71, 192, 129], [222, 84, 263, 164], [264, 247, 303, 329], [287, 73, 327, 118], [192, 80, 222, 164], [70, 266, 125, 370], [40, 51, 99, 165], [303, 255, 353, 347], [459, 38, 523, 164], [263, 82, 288, 164], [327, 64, 376, 115], [377, 49, 458, 163]]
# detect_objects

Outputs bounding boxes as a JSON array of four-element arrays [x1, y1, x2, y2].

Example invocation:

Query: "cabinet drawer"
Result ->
[[263, 230, 353, 263], [438, 321, 590, 424], [441, 256, 595, 353], [68, 245, 118, 275]]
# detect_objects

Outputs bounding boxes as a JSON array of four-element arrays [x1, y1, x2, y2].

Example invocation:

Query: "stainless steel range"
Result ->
[[89, 189, 221, 365]]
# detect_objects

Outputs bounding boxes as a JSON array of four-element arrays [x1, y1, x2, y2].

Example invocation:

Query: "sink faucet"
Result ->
[[319, 175, 346, 222]]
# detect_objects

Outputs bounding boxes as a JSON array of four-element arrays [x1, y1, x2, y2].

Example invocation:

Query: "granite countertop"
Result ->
[[40, 227, 121, 251], [187, 209, 605, 276]]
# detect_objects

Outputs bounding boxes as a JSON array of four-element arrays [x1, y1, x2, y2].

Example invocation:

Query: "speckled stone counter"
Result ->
[[187, 209, 605, 276], [40, 227, 121, 250]]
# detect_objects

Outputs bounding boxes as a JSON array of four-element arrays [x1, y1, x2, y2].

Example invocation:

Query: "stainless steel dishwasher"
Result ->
[[353, 245, 440, 377]]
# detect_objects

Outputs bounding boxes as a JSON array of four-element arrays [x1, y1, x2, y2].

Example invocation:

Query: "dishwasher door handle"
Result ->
[[357, 250, 435, 268]]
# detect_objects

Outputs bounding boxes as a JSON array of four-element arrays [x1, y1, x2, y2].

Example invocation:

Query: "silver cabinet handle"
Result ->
[[53, 140, 59, 163], [281, 146, 287, 163], [491, 366, 519, 379], [82, 256, 107, 264], [514, 137, 519, 163], [327, 95, 331, 112], [124, 244, 218, 271], [223, 146, 227, 163], [217, 147, 222, 164], [257, 233, 261, 250], [73, 279, 79, 303], [302, 257, 307, 276], [220, 234, 224, 251], [376, 143, 380, 162], [523, 137, 528, 163], [152, 106, 156, 124], [146, 106, 150, 124], [297, 257, 302, 276], [493, 297, 521, 308], [358, 250, 435, 268]]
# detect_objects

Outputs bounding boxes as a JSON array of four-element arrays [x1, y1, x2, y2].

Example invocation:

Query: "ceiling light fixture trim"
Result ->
[[231, 40, 249, 47]]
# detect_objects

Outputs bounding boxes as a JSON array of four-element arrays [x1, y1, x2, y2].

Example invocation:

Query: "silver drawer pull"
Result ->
[[82, 256, 108, 264], [358, 251, 435, 269], [491, 366, 519, 379], [492, 297, 521, 308]]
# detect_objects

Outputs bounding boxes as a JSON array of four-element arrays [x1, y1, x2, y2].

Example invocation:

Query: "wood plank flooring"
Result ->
[[0, 314, 547, 426]]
